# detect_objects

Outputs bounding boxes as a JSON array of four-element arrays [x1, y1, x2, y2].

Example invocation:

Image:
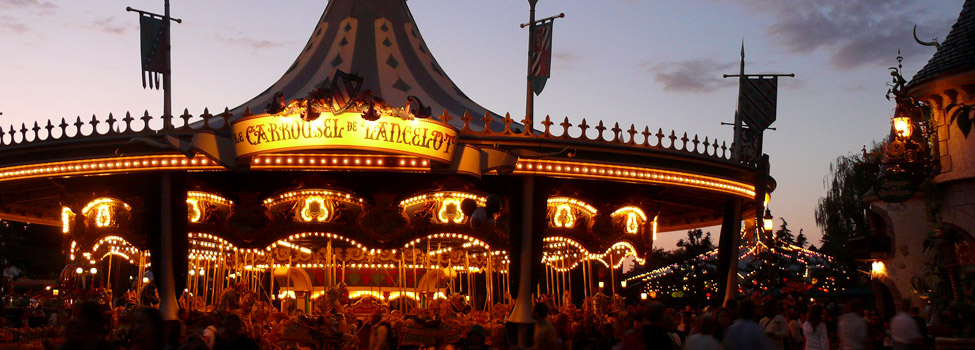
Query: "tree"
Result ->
[[774, 218, 795, 246], [795, 229, 808, 248], [814, 145, 881, 287], [0, 220, 63, 295], [675, 228, 715, 259]]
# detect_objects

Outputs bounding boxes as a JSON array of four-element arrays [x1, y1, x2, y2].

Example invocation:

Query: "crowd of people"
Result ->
[[3, 285, 975, 350]]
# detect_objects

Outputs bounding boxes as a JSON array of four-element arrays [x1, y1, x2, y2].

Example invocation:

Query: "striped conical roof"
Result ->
[[231, 0, 500, 129]]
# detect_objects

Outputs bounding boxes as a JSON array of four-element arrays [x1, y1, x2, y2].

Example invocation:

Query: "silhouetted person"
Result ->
[[837, 300, 869, 350], [59, 301, 109, 350], [129, 307, 164, 350], [215, 314, 258, 350], [723, 299, 772, 350]]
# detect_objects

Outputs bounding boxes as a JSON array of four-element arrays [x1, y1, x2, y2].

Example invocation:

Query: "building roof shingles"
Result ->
[[907, 0, 975, 89]]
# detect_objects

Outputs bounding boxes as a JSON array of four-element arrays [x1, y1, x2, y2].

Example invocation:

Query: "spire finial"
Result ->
[[739, 39, 746, 77]]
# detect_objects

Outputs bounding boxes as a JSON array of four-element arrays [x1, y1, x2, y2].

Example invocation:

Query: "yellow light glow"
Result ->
[[892, 117, 912, 138], [652, 215, 659, 241], [300, 196, 330, 222], [612, 207, 647, 234], [52, 289, 59, 296], [598, 281, 605, 289], [232, 112, 459, 162], [519, 159, 756, 199], [186, 198, 202, 223], [871, 261, 886, 276], [89, 267, 97, 274], [143, 277, 149, 283], [61, 207, 74, 234], [75, 267, 83, 274], [437, 197, 465, 224], [625, 213, 639, 234], [621, 280, 627, 288], [640, 292, 647, 300], [95, 204, 111, 227], [553, 204, 576, 228]]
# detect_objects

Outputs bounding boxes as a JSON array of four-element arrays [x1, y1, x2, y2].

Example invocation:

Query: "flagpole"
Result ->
[[525, 0, 537, 127], [163, 0, 172, 123]]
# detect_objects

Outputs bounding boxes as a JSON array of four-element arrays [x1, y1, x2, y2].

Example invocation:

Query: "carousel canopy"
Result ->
[[230, 0, 500, 129]]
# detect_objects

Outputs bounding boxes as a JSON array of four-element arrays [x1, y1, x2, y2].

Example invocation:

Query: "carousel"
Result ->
[[0, 0, 769, 348]]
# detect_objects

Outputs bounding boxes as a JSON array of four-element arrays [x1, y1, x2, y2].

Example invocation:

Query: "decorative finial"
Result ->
[[913, 25, 941, 50], [886, 50, 907, 101]]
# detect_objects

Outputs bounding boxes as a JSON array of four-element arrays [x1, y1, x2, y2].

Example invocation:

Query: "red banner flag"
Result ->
[[531, 20, 553, 95], [738, 76, 778, 131]]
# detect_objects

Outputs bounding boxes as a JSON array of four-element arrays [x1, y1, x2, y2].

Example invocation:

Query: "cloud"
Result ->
[[90, 17, 127, 35], [1, 20, 27, 33], [552, 51, 581, 69], [727, 0, 955, 69], [217, 35, 294, 50], [0, 0, 56, 34], [0, 0, 56, 10], [644, 58, 736, 93]]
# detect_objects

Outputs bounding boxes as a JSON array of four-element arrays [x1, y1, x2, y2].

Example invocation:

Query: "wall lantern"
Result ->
[[763, 209, 774, 233], [75, 267, 83, 274], [598, 281, 605, 289], [89, 267, 98, 275], [892, 116, 913, 139], [871, 261, 887, 276], [640, 292, 648, 300], [621, 280, 627, 288]]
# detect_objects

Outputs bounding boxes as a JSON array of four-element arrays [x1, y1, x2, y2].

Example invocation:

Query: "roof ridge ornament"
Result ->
[[912, 24, 941, 50]]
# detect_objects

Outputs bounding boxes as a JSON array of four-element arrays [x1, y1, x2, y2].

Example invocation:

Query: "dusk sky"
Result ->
[[0, 0, 964, 249]]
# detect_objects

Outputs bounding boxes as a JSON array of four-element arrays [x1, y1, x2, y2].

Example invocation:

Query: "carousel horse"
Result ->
[[590, 292, 611, 316], [320, 284, 357, 349], [399, 294, 468, 347]]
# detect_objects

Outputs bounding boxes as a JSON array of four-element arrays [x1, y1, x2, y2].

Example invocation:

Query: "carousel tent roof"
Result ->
[[907, 0, 975, 89], [230, 0, 500, 129]]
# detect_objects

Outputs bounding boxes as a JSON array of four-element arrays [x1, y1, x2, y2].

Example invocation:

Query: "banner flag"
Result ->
[[139, 15, 167, 89], [738, 76, 777, 131], [531, 20, 553, 95]]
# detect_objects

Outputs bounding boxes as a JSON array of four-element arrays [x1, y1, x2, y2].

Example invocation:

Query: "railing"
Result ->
[[0, 108, 743, 165]]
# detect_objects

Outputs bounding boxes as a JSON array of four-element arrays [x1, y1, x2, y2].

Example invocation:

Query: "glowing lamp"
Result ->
[[142, 277, 150, 283], [189, 270, 195, 276], [198, 269, 205, 276], [640, 292, 647, 300], [763, 209, 774, 233], [52, 289, 59, 296], [871, 261, 886, 276], [620, 280, 627, 288], [45, 286, 51, 291], [598, 281, 605, 289], [90, 267, 97, 274], [892, 116, 912, 138], [75, 267, 83, 274]]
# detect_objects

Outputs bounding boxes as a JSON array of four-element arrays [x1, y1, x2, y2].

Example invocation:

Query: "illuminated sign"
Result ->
[[232, 113, 459, 162]]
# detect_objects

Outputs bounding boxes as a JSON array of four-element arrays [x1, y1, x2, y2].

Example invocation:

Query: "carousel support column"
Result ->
[[507, 175, 546, 348], [567, 260, 572, 305], [582, 257, 589, 300], [715, 197, 743, 307], [137, 253, 146, 297], [154, 171, 187, 349], [609, 251, 616, 296]]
